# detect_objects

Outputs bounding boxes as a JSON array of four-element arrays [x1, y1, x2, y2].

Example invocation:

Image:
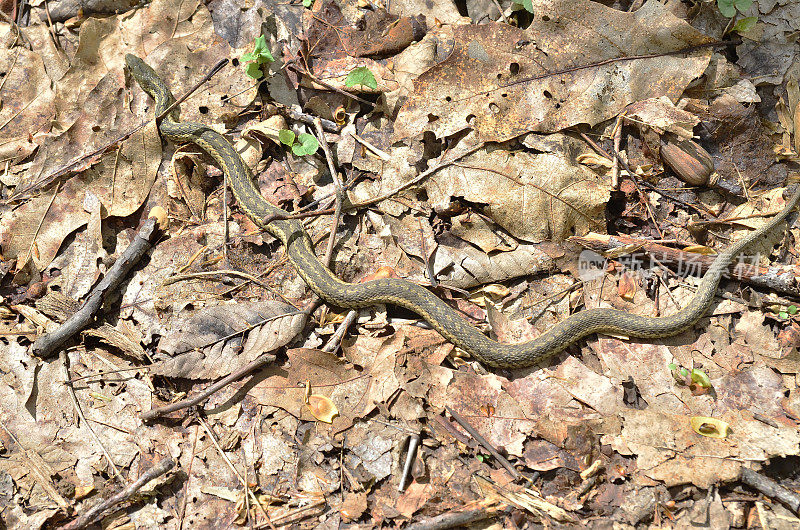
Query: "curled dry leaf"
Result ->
[[690, 416, 730, 439], [618, 272, 637, 302], [306, 394, 339, 423], [154, 301, 306, 379]]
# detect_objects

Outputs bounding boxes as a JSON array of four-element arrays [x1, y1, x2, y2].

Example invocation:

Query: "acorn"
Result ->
[[659, 132, 717, 187]]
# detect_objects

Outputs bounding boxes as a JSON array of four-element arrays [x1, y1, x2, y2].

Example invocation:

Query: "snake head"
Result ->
[[125, 54, 162, 94], [125, 53, 176, 115]]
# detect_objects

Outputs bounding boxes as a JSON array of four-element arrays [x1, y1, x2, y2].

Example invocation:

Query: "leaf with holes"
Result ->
[[394, 1, 714, 142]]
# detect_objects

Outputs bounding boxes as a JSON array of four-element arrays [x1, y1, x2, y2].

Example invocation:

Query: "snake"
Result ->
[[126, 53, 800, 369]]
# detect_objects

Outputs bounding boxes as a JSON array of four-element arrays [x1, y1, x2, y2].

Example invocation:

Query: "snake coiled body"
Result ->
[[126, 54, 800, 368]]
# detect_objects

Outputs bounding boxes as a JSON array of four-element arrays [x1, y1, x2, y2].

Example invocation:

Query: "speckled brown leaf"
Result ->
[[154, 301, 305, 379], [394, 0, 714, 142]]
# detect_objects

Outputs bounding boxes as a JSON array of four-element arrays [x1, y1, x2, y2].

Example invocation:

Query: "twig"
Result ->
[[322, 309, 358, 353], [577, 129, 716, 217], [273, 102, 339, 132], [313, 117, 351, 328], [349, 132, 391, 161], [178, 425, 200, 530], [141, 352, 278, 421], [287, 63, 375, 107], [59, 351, 123, 483], [313, 117, 344, 268], [32, 216, 163, 358], [578, 130, 664, 239], [569, 232, 800, 297], [59, 457, 175, 530], [398, 433, 421, 492], [445, 406, 522, 481], [404, 501, 508, 530], [198, 416, 275, 528], [740, 467, 800, 514]]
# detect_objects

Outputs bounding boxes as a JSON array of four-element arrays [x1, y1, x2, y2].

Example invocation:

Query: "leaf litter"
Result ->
[[1, 0, 800, 527]]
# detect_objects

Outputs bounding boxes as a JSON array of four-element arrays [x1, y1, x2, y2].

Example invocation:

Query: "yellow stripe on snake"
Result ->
[[126, 54, 800, 369]]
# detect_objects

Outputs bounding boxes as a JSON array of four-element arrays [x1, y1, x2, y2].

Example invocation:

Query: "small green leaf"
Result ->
[[292, 133, 319, 156], [668, 363, 677, 371], [717, 0, 736, 17], [690, 369, 711, 388], [345, 67, 378, 90], [522, 0, 533, 13], [732, 16, 757, 33], [278, 129, 295, 146], [303, 0, 313, 7], [780, 311, 789, 319], [734, 0, 753, 12], [789, 305, 798, 315], [245, 62, 263, 79], [241, 52, 256, 62], [252, 35, 267, 55]]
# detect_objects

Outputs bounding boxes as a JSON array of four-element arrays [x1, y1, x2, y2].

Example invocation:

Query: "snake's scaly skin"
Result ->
[[126, 54, 800, 368]]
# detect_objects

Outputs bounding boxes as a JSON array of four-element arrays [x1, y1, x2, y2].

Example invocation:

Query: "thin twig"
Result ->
[[313, 117, 344, 268], [445, 406, 523, 482], [59, 351, 123, 483], [578, 130, 664, 239], [141, 352, 278, 421], [577, 129, 716, 217], [198, 416, 276, 529], [59, 457, 175, 530]]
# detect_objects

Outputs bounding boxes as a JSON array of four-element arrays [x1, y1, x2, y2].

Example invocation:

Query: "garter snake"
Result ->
[[126, 54, 800, 368]]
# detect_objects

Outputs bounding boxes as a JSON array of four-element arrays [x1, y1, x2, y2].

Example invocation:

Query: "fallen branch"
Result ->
[[32, 215, 163, 359], [741, 466, 800, 515]]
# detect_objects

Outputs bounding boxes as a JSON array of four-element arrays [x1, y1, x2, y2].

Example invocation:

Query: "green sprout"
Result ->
[[241, 35, 275, 80], [345, 67, 378, 90], [279, 130, 319, 156], [717, 0, 752, 18]]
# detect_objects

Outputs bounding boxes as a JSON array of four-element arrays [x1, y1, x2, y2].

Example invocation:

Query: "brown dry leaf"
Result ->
[[625, 96, 701, 139], [618, 272, 636, 302], [154, 301, 305, 379], [0, 48, 56, 166], [395, 481, 435, 518], [384, 136, 608, 243], [394, 1, 713, 142], [339, 492, 367, 522], [250, 348, 365, 426], [0, 0, 256, 274]]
